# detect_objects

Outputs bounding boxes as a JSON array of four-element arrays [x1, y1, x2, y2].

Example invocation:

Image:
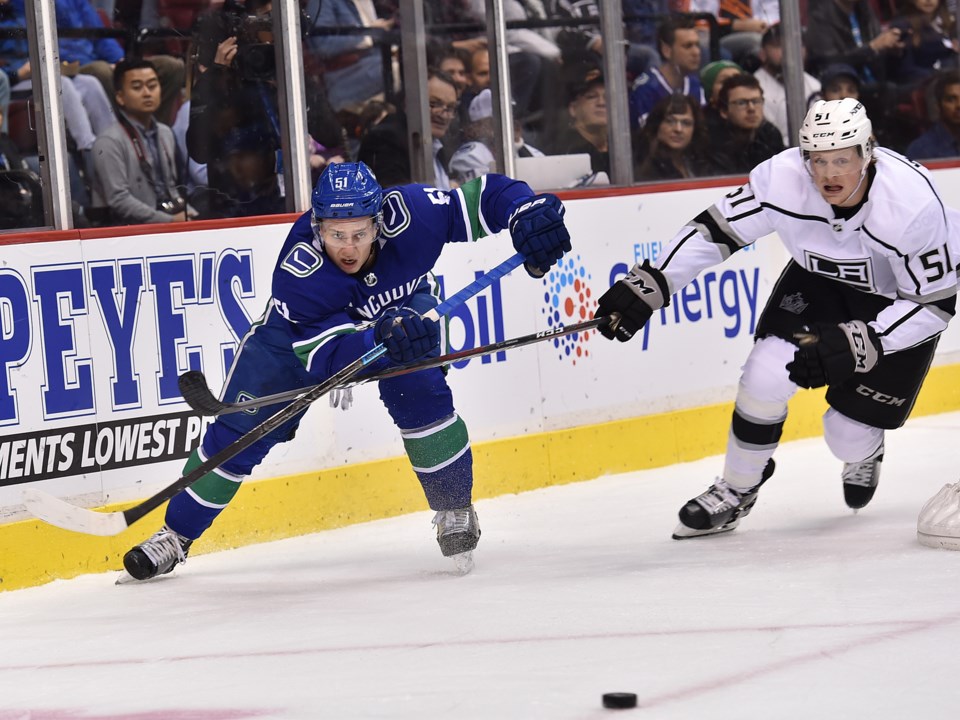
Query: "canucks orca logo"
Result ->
[[281, 243, 323, 277], [541, 254, 597, 365]]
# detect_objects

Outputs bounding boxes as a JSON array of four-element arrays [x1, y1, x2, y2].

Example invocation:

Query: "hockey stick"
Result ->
[[21, 253, 525, 536], [180, 315, 611, 416]]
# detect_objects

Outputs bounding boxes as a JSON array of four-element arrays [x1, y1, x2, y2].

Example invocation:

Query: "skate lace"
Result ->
[[432, 508, 472, 537], [695, 479, 744, 513], [842, 459, 879, 488], [139, 527, 188, 569]]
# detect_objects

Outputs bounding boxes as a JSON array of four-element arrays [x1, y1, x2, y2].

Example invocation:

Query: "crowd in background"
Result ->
[[1, 0, 959, 230]]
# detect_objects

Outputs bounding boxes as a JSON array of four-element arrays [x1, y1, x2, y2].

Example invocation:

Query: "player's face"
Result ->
[[319, 217, 377, 274], [807, 147, 868, 206], [657, 108, 695, 150]]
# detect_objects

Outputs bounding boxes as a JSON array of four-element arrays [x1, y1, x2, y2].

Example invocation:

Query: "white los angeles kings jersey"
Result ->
[[652, 147, 960, 354]]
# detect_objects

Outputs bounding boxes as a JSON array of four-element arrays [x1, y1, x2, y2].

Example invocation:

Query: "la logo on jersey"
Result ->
[[803, 250, 874, 291]]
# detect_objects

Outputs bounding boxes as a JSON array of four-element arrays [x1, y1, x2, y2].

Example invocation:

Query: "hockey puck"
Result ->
[[602, 692, 637, 709]]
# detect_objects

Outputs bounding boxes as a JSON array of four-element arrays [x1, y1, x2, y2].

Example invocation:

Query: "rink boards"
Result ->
[[4, 173, 960, 590]]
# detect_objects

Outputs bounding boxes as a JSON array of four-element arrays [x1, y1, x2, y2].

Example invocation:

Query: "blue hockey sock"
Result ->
[[401, 413, 473, 510], [164, 448, 245, 540]]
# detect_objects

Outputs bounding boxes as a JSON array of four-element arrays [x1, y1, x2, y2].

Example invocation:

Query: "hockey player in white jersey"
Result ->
[[595, 97, 959, 538]]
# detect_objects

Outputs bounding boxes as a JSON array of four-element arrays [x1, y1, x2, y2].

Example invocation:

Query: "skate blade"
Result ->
[[115, 571, 174, 585], [671, 519, 740, 540], [451, 551, 474, 574]]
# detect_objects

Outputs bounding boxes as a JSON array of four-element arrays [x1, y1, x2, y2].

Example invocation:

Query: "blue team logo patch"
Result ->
[[281, 242, 323, 277]]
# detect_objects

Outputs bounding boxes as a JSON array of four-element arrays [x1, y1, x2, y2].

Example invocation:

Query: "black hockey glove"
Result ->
[[786, 320, 882, 389], [509, 194, 572, 277], [595, 260, 670, 342], [375, 308, 441, 364]]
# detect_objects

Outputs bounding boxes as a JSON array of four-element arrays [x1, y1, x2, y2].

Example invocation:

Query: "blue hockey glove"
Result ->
[[595, 260, 670, 342], [786, 321, 882, 389], [374, 308, 441, 364], [508, 194, 572, 277]]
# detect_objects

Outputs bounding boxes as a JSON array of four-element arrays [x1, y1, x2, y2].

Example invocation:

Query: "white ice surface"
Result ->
[[3, 412, 960, 720]]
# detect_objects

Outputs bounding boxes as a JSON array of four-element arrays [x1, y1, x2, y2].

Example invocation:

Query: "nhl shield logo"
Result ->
[[832, 222, 843, 232], [779, 292, 808, 315], [363, 273, 378, 287]]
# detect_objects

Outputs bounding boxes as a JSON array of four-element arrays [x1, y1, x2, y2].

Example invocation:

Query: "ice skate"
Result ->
[[842, 444, 883, 511], [432, 505, 480, 573], [673, 460, 775, 539], [121, 525, 193, 581]]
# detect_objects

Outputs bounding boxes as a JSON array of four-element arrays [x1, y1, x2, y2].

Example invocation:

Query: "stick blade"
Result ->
[[178, 370, 226, 415], [22, 488, 129, 536]]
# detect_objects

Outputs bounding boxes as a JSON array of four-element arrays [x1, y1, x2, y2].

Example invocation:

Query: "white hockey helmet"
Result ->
[[798, 98, 874, 161]]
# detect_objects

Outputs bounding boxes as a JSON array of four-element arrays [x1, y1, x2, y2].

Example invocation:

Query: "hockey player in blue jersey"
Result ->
[[122, 161, 572, 580]]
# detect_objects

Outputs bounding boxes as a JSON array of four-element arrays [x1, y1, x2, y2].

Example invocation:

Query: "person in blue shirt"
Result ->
[[906, 70, 960, 161], [122, 161, 572, 581], [629, 14, 706, 129], [11, 0, 185, 123]]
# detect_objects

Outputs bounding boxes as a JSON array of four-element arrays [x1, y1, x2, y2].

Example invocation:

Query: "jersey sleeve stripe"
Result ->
[[659, 228, 698, 269], [292, 322, 358, 368]]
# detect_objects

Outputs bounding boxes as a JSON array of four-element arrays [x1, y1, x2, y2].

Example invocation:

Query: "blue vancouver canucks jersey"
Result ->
[[269, 175, 534, 380]]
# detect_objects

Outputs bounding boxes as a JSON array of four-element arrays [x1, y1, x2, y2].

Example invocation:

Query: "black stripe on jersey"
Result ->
[[758, 202, 832, 225], [862, 225, 923, 295], [929, 294, 957, 317], [877, 304, 922, 338], [730, 193, 755, 208], [660, 228, 698, 269], [876, 148, 946, 222], [691, 208, 742, 255]]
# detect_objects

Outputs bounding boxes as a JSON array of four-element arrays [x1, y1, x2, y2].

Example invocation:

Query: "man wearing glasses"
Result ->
[[707, 73, 784, 176], [359, 69, 458, 189]]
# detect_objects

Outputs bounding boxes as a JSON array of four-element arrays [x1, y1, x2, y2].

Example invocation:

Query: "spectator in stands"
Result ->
[[552, 64, 609, 175], [706, 72, 783, 174], [889, 0, 958, 86], [906, 69, 960, 159], [0, 99, 42, 229], [680, 0, 773, 68], [358, 68, 459, 189], [817, 62, 863, 101], [304, 0, 395, 114], [0, 59, 8, 134], [622, 0, 670, 80], [448, 88, 544, 185], [0, 0, 116, 177], [188, 0, 344, 217], [431, 44, 471, 96], [804, 0, 905, 82], [629, 15, 705, 128], [11, 0, 185, 125], [91, 59, 186, 225], [701, 59, 743, 106], [700, 59, 743, 138], [551, 0, 603, 67], [753, 23, 820, 145], [635, 92, 713, 180]]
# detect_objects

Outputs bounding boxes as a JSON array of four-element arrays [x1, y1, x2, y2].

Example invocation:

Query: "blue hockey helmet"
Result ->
[[311, 162, 383, 250]]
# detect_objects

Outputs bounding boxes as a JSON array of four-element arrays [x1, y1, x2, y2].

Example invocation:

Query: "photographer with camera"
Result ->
[[91, 59, 188, 225], [187, 0, 345, 219], [186, 0, 285, 219]]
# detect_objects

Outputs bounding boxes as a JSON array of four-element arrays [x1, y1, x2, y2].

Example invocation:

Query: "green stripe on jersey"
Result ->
[[401, 415, 470, 471], [458, 178, 489, 241], [183, 449, 242, 506], [293, 325, 357, 368]]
